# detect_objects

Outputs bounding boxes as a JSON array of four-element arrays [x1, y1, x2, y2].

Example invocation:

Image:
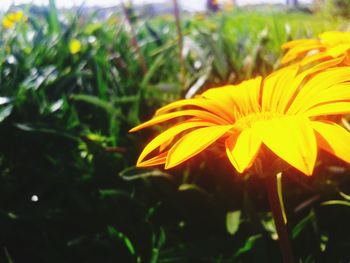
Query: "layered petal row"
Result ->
[[130, 66, 350, 176]]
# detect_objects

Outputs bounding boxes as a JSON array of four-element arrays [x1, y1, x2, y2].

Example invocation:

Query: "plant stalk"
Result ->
[[121, 1, 148, 75], [265, 174, 296, 263], [172, 0, 185, 88]]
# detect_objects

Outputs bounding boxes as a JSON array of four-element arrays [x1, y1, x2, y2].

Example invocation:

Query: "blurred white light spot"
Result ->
[[0, 97, 10, 105], [7, 55, 16, 64], [88, 36, 96, 44], [194, 60, 202, 69], [31, 195, 39, 202]]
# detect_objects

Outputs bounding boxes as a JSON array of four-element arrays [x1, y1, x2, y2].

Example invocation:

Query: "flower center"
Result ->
[[234, 112, 281, 130]]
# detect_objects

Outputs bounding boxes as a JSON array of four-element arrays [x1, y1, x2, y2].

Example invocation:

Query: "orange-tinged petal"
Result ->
[[319, 31, 350, 46], [165, 125, 233, 169], [299, 83, 350, 113], [327, 44, 350, 58], [304, 102, 350, 117], [262, 65, 299, 112], [159, 138, 173, 152], [282, 39, 320, 50], [137, 121, 213, 165], [203, 77, 262, 116], [288, 67, 350, 114], [155, 98, 234, 123], [253, 116, 317, 175], [299, 52, 331, 66], [281, 43, 324, 64], [281, 31, 350, 67], [312, 121, 350, 163], [225, 128, 261, 173], [202, 85, 237, 111], [137, 152, 168, 167], [232, 77, 262, 115], [129, 109, 227, 132], [302, 56, 344, 74]]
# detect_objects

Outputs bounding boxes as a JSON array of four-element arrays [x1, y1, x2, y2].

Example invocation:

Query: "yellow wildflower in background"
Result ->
[[131, 66, 350, 176], [281, 31, 350, 67], [69, 39, 82, 54], [2, 10, 25, 30]]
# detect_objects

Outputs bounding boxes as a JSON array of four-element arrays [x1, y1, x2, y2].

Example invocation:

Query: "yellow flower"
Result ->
[[69, 39, 82, 54], [130, 66, 350, 176], [7, 11, 24, 22], [281, 31, 350, 67], [2, 11, 25, 29], [2, 17, 14, 29]]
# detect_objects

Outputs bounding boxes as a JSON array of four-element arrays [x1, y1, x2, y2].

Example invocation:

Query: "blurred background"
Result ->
[[1, 0, 350, 262]]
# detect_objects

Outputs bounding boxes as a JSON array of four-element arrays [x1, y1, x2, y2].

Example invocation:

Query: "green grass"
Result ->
[[0, 4, 350, 262]]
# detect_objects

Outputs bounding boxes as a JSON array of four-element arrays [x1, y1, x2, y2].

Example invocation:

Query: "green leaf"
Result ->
[[95, 58, 108, 100], [234, 234, 262, 258], [14, 123, 79, 141], [119, 167, 171, 181], [321, 200, 350, 207], [49, 99, 64, 113], [320, 235, 329, 252], [71, 94, 115, 113], [112, 96, 138, 104], [226, 210, 241, 235], [140, 54, 164, 88], [276, 172, 287, 224], [0, 105, 13, 122], [150, 227, 166, 263], [292, 211, 315, 239], [107, 226, 136, 255], [4, 247, 14, 263], [261, 214, 277, 240], [48, 0, 60, 33], [98, 189, 130, 199], [178, 184, 209, 196], [339, 191, 350, 201]]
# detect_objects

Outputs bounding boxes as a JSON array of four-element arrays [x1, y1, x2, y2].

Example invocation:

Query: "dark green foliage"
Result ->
[[326, 0, 350, 18], [0, 4, 350, 262]]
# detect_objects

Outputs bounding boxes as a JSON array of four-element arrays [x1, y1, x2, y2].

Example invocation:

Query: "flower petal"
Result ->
[[137, 121, 213, 165], [300, 83, 350, 112], [225, 128, 261, 173], [202, 77, 262, 116], [319, 31, 350, 46], [253, 116, 317, 175], [299, 52, 331, 66], [155, 98, 233, 123], [137, 152, 168, 167], [312, 121, 350, 163], [288, 67, 350, 114], [201, 85, 237, 112], [281, 43, 324, 64], [165, 125, 233, 169], [129, 109, 227, 132], [327, 44, 350, 58], [302, 56, 344, 74], [304, 102, 350, 117], [282, 39, 320, 50], [262, 65, 299, 113]]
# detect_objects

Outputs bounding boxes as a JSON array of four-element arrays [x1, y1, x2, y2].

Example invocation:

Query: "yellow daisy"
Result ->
[[69, 39, 82, 55], [281, 31, 350, 67], [130, 66, 350, 176], [2, 11, 25, 30]]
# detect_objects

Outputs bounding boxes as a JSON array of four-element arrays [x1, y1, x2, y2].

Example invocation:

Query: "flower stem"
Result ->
[[265, 174, 296, 263]]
